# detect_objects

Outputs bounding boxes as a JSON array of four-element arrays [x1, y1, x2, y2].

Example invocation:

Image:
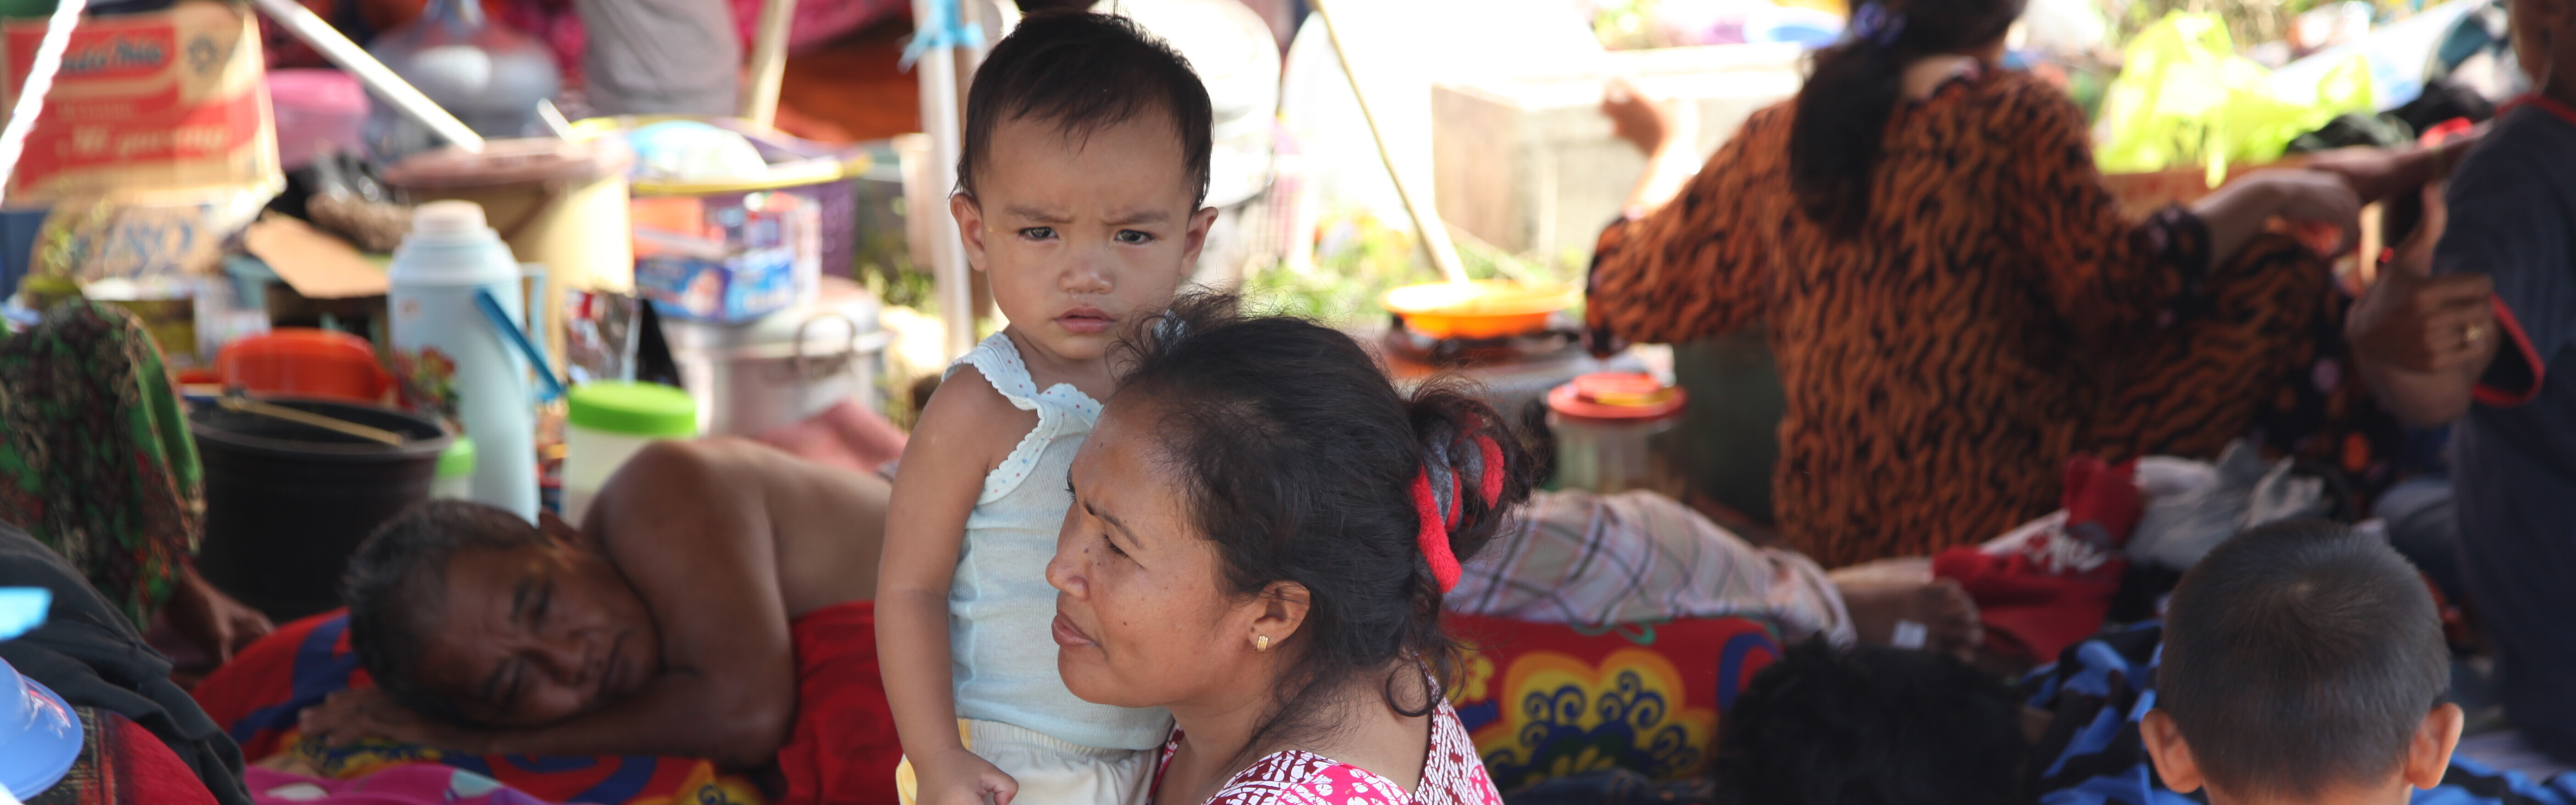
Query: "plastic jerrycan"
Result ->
[[364, 0, 561, 160], [389, 201, 538, 520]]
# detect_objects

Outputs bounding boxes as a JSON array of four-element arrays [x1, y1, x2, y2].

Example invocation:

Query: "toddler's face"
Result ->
[[954, 114, 1216, 365]]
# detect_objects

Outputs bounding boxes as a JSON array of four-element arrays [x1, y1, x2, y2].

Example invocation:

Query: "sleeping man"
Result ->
[[295, 438, 898, 803]]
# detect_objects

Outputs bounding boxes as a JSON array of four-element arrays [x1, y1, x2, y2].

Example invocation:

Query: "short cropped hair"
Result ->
[[2161, 519, 2449, 799], [957, 10, 1213, 209], [1715, 641, 2029, 805], [342, 500, 554, 728]]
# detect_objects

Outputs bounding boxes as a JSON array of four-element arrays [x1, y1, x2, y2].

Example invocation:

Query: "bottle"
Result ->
[[363, 0, 561, 161], [389, 201, 537, 520]]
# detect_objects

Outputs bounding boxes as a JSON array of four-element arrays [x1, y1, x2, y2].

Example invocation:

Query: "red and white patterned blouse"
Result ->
[[1151, 699, 1503, 805]]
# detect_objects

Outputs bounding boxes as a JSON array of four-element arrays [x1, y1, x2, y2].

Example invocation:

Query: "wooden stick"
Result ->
[[219, 397, 408, 446], [246, 0, 485, 152], [1307, 0, 1470, 285], [742, 0, 799, 128]]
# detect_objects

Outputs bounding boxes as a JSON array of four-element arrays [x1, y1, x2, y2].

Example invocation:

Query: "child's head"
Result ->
[[2143, 519, 2461, 805], [1045, 293, 1533, 743], [953, 11, 1216, 365], [1715, 641, 2030, 805]]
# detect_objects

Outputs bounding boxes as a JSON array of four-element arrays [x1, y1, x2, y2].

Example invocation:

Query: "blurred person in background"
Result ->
[[0, 300, 274, 667], [2347, 0, 2576, 764], [1584, 0, 2459, 568]]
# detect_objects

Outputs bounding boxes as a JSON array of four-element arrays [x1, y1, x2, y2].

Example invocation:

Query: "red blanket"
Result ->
[[776, 600, 900, 805], [191, 603, 902, 805], [29, 709, 218, 805]]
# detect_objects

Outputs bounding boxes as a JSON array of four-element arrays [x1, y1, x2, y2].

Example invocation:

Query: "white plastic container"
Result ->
[[389, 201, 538, 519], [661, 276, 885, 436], [562, 381, 698, 525], [1545, 372, 1690, 497]]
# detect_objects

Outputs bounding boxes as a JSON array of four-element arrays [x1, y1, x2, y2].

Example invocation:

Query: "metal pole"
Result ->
[[913, 0, 974, 360]]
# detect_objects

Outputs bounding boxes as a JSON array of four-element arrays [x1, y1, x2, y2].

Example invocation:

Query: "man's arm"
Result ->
[[300, 440, 888, 767]]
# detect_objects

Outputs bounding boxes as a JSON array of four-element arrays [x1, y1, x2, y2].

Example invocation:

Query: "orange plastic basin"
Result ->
[[1379, 280, 1579, 340], [218, 328, 393, 405]]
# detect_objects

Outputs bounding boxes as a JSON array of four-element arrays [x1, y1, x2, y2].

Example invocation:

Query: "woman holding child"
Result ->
[[1587, 0, 2464, 567], [1048, 294, 1518, 805]]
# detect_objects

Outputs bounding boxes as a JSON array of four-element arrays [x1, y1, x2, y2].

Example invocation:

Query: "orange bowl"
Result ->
[[1379, 280, 1579, 340]]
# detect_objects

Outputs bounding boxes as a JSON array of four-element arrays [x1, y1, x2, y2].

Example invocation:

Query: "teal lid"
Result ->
[[567, 382, 699, 437], [437, 436, 478, 479]]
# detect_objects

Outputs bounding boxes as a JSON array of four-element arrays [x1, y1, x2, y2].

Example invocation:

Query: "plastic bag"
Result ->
[[2126, 441, 2332, 571]]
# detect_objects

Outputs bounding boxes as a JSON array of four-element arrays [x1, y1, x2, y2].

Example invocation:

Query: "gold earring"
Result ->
[[1254, 634, 1271, 653]]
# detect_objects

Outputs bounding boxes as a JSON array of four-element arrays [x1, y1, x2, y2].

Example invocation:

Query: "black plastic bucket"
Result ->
[[191, 399, 450, 622]]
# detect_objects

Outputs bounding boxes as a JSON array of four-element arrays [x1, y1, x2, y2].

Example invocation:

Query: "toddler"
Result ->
[[875, 11, 1217, 805]]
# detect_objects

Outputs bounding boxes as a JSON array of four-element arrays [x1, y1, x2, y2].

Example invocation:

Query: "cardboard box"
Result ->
[[2, 0, 281, 200], [631, 191, 819, 322]]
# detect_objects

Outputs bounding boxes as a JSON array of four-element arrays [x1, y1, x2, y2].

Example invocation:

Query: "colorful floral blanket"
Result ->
[[1442, 613, 1781, 791]]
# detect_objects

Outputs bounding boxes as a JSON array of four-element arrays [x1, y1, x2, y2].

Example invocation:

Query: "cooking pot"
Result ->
[[663, 277, 886, 436]]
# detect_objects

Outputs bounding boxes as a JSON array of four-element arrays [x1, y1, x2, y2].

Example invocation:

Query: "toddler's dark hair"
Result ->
[[343, 500, 554, 729], [1110, 291, 1533, 750], [1715, 641, 2029, 805], [959, 10, 1213, 209], [2160, 519, 2448, 799]]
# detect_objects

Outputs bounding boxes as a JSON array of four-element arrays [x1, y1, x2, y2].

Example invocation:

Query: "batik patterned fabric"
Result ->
[[1585, 67, 2339, 568], [1155, 697, 1500, 805], [1442, 614, 1778, 791], [0, 300, 202, 629], [189, 612, 765, 805]]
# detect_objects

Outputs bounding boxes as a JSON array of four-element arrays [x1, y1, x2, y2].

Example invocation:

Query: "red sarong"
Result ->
[[777, 600, 903, 805]]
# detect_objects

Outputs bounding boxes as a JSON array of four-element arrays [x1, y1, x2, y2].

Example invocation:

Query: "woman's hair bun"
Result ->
[[1405, 383, 1534, 572]]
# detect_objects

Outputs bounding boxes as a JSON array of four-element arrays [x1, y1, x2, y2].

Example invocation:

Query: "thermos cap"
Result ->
[[411, 200, 492, 240]]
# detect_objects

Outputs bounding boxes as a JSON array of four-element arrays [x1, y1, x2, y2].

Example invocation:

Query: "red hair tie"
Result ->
[[1413, 433, 1508, 594], [1411, 468, 1461, 593]]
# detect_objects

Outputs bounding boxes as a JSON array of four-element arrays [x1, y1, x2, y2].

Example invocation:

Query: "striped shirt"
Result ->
[[2026, 624, 2576, 805]]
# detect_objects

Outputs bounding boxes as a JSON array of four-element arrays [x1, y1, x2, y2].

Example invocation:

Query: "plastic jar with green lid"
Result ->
[[431, 436, 478, 500], [562, 382, 698, 522]]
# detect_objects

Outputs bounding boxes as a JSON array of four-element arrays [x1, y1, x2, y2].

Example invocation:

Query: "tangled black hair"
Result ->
[[2160, 519, 2449, 799], [1788, 0, 2026, 237], [1715, 641, 2030, 805], [1109, 291, 1534, 753], [958, 10, 1214, 209], [342, 500, 555, 728]]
